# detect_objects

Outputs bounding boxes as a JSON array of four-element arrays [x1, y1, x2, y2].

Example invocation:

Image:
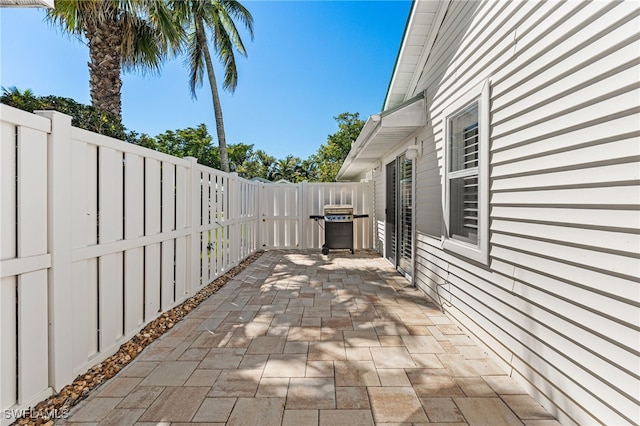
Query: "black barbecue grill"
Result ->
[[310, 204, 368, 255]]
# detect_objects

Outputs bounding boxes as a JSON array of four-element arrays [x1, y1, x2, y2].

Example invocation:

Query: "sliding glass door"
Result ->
[[385, 154, 413, 278]]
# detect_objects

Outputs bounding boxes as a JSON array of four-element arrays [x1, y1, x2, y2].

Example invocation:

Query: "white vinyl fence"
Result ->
[[259, 181, 373, 249], [0, 105, 372, 424]]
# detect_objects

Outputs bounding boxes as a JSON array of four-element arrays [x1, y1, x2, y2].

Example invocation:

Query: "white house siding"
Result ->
[[405, 1, 640, 425]]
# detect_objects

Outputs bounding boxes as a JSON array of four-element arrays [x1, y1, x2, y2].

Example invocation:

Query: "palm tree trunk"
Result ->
[[197, 18, 230, 173], [85, 12, 123, 120]]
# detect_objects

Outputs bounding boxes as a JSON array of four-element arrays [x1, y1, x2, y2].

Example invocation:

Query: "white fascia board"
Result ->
[[384, 0, 449, 111], [0, 0, 54, 7], [338, 94, 426, 181], [336, 115, 381, 181]]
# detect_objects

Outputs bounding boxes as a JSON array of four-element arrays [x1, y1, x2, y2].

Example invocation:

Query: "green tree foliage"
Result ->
[[153, 124, 220, 168], [146, 124, 274, 180], [237, 149, 276, 181], [273, 155, 299, 182], [1, 86, 135, 141], [2, 86, 365, 183], [313, 112, 365, 182], [299, 158, 319, 182], [227, 143, 254, 173], [47, 0, 180, 120]]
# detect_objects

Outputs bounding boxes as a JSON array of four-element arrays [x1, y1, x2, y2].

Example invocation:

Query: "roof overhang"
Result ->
[[337, 1, 448, 182], [384, 0, 449, 110], [337, 93, 426, 181], [0, 0, 53, 6]]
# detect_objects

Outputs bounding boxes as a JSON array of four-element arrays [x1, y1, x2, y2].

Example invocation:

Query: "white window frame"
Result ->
[[442, 80, 490, 264]]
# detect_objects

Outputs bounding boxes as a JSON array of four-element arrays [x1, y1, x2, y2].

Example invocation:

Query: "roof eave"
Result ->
[[337, 93, 426, 182], [0, 0, 54, 7], [338, 0, 450, 182], [384, 0, 449, 111]]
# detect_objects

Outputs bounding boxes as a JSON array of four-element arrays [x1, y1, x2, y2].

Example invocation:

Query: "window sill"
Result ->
[[442, 237, 488, 265]]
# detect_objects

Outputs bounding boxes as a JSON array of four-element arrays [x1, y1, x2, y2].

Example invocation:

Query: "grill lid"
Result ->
[[323, 204, 353, 216]]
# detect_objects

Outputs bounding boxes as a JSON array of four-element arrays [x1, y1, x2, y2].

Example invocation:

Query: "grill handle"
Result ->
[[309, 214, 368, 219]]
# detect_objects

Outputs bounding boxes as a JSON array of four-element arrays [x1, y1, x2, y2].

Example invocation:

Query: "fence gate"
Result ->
[[259, 181, 373, 251]]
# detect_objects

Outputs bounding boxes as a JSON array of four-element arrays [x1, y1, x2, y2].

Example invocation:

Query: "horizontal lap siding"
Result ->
[[412, 1, 640, 425]]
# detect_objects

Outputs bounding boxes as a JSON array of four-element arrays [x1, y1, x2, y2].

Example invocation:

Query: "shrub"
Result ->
[[1, 86, 135, 141]]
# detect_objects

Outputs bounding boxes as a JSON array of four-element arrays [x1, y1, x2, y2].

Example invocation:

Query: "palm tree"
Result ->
[[172, 0, 254, 173], [274, 155, 300, 182], [47, 0, 180, 120]]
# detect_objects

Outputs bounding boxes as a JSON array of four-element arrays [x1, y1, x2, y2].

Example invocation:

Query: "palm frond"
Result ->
[[140, 0, 184, 53], [213, 3, 247, 57], [219, 0, 254, 40], [47, 0, 92, 34], [189, 0, 253, 91], [212, 19, 239, 91], [185, 21, 206, 99], [120, 14, 164, 75]]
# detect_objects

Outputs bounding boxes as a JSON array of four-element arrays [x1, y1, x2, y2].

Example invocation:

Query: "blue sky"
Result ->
[[0, 1, 411, 159]]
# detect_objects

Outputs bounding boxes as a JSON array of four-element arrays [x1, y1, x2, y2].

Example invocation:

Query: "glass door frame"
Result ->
[[385, 154, 414, 280]]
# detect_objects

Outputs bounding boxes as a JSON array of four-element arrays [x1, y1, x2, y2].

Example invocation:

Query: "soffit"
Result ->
[[384, 0, 446, 110], [0, 0, 53, 7], [337, 95, 426, 181]]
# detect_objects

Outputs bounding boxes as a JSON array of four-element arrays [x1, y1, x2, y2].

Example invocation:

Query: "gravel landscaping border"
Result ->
[[13, 250, 264, 426]]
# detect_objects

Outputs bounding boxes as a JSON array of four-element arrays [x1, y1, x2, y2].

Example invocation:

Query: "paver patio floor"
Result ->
[[60, 250, 559, 425]]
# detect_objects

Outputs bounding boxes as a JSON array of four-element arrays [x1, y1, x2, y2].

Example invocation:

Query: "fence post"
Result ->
[[185, 157, 199, 295], [35, 110, 74, 391], [229, 173, 240, 265], [258, 184, 264, 249], [300, 181, 308, 250]]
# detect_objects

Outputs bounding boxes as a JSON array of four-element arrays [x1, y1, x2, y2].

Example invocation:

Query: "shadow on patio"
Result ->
[[58, 250, 559, 425]]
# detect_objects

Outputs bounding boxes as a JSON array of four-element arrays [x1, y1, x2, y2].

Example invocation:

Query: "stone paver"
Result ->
[[420, 397, 466, 422], [370, 346, 416, 368], [66, 397, 122, 422], [138, 387, 208, 422], [287, 378, 335, 409], [281, 409, 318, 426], [199, 349, 244, 369], [336, 387, 370, 409], [334, 361, 380, 387], [208, 369, 262, 397], [139, 361, 198, 386], [368, 386, 428, 423], [98, 408, 144, 425], [227, 397, 285, 426], [59, 250, 559, 425], [502, 394, 558, 420], [191, 398, 236, 423], [320, 409, 374, 425], [455, 397, 523, 426], [116, 386, 164, 409], [94, 377, 142, 398]]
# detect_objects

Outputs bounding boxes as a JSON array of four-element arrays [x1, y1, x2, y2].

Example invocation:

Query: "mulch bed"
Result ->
[[13, 250, 264, 426]]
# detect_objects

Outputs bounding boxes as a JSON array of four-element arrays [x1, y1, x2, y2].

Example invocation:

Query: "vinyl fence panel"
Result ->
[[0, 106, 52, 416]]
